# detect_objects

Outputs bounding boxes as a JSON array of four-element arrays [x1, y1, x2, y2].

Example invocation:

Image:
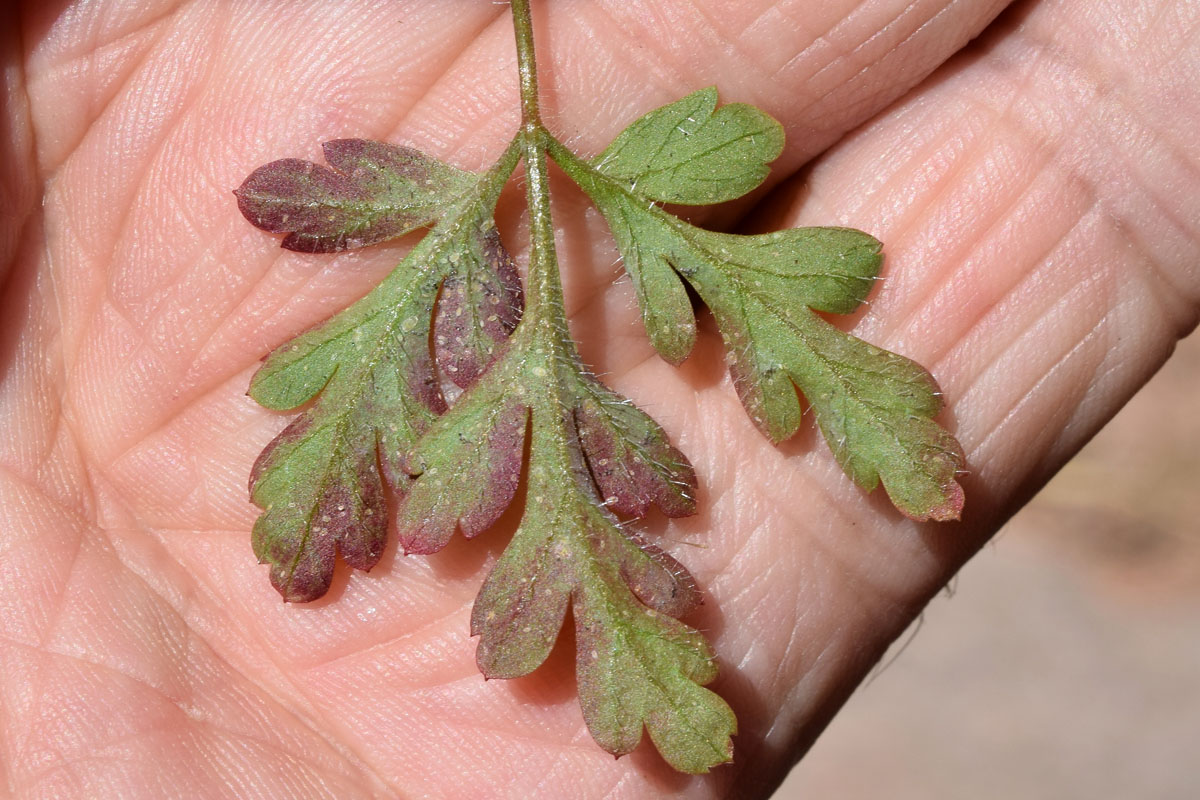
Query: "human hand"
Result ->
[[3, 1, 1196, 797]]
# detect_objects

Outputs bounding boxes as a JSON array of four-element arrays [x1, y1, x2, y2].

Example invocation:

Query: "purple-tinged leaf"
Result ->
[[471, 530, 573, 681], [235, 139, 474, 252], [470, 404, 730, 773], [250, 409, 388, 602], [244, 143, 525, 603], [433, 226, 524, 388], [395, 389, 528, 555], [574, 381, 697, 518]]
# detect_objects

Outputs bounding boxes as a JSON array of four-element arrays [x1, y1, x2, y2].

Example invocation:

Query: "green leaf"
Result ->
[[598, 192, 697, 364], [240, 76, 966, 772], [235, 139, 475, 252], [462, 345, 732, 773], [698, 265, 965, 521], [592, 87, 783, 205], [393, 362, 528, 555], [247, 143, 522, 601], [551, 121, 964, 522]]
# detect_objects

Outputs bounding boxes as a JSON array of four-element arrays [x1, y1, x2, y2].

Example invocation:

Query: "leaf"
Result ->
[[247, 143, 522, 601], [378, 317, 729, 770], [235, 139, 475, 252], [593, 87, 784, 205], [550, 107, 964, 521], [463, 355, 732, 773], [574, 377, 697, 518], [240, 78, 965, 772], [393, 366, 528, 555], [697, 259, 965, 521]]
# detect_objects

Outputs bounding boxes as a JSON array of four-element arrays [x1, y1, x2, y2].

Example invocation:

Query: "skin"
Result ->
[[2, 0, 1197, 797]]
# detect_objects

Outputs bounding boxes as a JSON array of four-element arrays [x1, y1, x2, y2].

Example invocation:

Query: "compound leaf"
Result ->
[[467, 361, 731, 773], [245, 143, 521, 601], [551, 101, 964, 521], [240, 78, 965, 773]]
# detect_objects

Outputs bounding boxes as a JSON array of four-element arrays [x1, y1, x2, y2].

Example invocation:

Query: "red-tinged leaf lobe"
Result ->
[[250, 410, 388, 602], [395, 398, 528, 554], [434, 227, 524, 388], [265, 532, 335, 604], [246, 293, 446, 602], [320, 478, 387, 571], [562, 403, 699, 617], [913, 479, 964, 523], [575, 388, 697, 519], [601, 524, 700, 619], [235, 139, 473, 252], [248, 412, 311, 492], [469, 408, 589, 679]]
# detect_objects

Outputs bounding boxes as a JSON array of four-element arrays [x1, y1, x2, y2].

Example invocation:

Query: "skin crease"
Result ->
[[1, 0, 1197, 796]]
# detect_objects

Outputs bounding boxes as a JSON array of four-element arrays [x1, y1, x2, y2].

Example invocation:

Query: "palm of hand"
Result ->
[[4, 1, 1197, 797]]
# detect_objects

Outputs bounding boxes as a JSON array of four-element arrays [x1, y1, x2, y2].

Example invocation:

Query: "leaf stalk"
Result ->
[[510, 0, 565, 338]]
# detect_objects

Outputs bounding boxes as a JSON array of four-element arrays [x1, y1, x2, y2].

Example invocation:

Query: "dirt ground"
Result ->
[[775, 331, 1200, 799]]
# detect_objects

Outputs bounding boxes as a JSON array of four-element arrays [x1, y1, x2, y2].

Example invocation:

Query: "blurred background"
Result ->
[[776, 331, 1200, 799]]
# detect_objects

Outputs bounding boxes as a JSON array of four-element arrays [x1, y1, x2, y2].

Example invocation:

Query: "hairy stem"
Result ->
[[511, 0, 564, 335], [512, 0, 541, 130]]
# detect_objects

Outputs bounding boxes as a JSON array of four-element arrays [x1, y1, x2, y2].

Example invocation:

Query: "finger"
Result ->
[[712, 0, 1200, 789], [402, 0, 1015, 169]]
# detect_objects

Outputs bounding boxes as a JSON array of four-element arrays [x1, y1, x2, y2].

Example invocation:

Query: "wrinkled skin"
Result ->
[[2, 1, 1198, 797]]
